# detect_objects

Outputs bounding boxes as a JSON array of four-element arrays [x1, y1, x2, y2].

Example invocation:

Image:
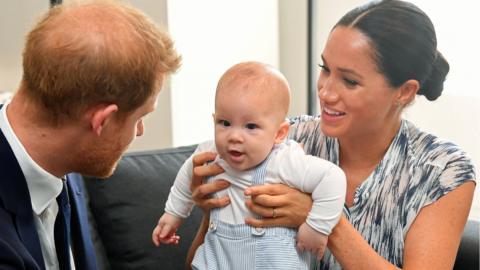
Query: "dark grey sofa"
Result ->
[[81, 145, 479, 270]]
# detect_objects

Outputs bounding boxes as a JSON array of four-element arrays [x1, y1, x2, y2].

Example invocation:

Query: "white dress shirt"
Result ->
[[0, 101, 75, 270]]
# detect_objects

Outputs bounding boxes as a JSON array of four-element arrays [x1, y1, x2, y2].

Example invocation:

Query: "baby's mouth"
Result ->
[[229, 150, 243, 157], [228, 150, 245, 162]]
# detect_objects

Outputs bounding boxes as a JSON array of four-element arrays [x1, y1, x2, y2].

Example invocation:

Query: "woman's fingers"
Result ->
[[245, 184, 313, 228], [244, 216, 294, 228], [192, 180, 230, 199], [197, 196, 231, 210], [192, 181, 230, 211], [249, 193, 288, 207], [189, 151, 229, 213], [191, 151, 224, 189], [244, 183, 292, 196], [245, 199, 281, 218]]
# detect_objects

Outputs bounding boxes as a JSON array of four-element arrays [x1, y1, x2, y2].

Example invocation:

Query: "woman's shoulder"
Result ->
[[404, 120, 475, 173], [287, 115, 322, 139]]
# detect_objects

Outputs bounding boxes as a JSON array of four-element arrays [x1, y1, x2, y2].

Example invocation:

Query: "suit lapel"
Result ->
[[0, 128, 45, 270], [67, 173, 98, 270]]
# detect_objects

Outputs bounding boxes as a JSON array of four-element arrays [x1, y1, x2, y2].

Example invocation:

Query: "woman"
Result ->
[[188, 1, 476, 269]]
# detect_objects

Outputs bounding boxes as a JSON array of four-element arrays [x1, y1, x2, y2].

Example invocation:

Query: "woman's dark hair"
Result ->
[[335, 0, 449, 101]]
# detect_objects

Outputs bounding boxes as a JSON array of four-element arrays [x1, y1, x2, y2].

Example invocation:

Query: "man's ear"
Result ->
[[90, 104, 119, 136], [396, 79, 419, 107], [274, 121, 290, 144]]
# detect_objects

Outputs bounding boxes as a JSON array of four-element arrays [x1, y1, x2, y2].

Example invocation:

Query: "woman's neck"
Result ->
[[338, 119, 402, 170]]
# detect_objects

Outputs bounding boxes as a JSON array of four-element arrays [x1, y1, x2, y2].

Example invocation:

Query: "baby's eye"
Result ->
[[245, 123, 258, 130], [218, 120, 231, 127]]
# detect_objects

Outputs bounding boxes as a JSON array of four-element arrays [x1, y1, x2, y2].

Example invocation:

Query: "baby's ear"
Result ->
[[274, 121, 290, 144]]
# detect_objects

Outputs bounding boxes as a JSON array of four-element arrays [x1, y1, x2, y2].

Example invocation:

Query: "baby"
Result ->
[[152, 61, 346, 269]]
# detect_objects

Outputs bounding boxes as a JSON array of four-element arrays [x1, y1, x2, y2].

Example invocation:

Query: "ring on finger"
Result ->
[[272, 207, 277, 218]]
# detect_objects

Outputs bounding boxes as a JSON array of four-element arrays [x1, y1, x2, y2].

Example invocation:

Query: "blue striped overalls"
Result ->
[[191, 154, 311, 270]]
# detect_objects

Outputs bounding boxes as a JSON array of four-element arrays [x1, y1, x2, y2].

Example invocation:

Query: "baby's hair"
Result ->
[[215, 61, 291, 122]]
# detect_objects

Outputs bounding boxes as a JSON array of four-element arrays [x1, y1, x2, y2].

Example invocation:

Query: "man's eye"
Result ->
[[245, 123, 258, 130], [218, 120, 231, 127]]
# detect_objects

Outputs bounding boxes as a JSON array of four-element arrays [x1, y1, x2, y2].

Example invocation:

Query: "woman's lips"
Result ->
[[321, 107, 346, 122]]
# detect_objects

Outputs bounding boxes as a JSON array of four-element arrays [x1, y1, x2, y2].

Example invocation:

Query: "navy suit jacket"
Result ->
[[0, 125, 98, 269]]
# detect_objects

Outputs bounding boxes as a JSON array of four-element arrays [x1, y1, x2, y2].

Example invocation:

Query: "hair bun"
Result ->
[[418, 51, 449, 101]]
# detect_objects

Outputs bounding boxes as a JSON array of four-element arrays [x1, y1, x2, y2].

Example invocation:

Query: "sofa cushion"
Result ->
[[83, 145, 200, 270]]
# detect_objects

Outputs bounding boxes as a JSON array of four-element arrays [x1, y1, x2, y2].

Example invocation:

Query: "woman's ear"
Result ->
[[90, 104, 119, 136], [396, 79, 420, 107], [274, 121, 290, 144]]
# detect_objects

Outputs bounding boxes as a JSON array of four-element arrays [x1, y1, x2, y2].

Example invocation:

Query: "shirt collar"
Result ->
[[0, 101, 63, 215]]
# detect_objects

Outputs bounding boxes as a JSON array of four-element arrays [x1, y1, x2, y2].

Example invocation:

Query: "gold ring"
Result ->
[[272, 207, 277, 218]]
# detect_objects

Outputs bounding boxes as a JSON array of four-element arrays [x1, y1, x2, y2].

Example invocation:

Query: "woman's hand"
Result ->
[[190, 151, 230, 212], [244, 184, 312, 228]]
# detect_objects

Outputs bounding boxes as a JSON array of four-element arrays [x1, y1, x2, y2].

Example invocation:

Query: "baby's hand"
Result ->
[[152, 213, 183, 246], [296, 223, 328, 260]]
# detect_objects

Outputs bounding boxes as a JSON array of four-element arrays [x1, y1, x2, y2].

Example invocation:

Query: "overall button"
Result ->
[[209, 221, 216, 231], [252, 227, 265, 236]]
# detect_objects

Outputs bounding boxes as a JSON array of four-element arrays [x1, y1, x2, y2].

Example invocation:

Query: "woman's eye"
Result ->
[[218, 120, 231, 127], [318, 64, 330, 73], [245, 123, 258, 130], [344, 78, 359, 87]]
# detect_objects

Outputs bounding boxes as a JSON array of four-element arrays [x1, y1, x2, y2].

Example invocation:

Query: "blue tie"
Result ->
[[54, 180, 71, 270]]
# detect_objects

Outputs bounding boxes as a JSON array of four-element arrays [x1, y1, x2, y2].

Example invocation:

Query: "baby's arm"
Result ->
[[276, 142, 346, 258], [152, 157, 193, 246], [152, 212, 183, 246], [153, 141, 217, 246]]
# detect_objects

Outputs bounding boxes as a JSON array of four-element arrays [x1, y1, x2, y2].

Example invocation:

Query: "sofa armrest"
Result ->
[[83, 145, 200, 270], [453, 219, 479, 270]]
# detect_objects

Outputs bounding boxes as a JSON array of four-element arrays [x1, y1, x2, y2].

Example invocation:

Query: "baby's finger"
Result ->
[[159, 224, 172, 238], [296, 241, 306, 253], [152, 226, 161, 246], [316, 248, 325, 260]]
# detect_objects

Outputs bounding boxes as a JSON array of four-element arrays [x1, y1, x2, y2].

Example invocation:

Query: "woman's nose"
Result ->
[[318, 77, 339, 103]]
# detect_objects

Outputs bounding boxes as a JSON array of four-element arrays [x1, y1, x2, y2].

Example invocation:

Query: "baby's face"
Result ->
[[214, 90, 283, 171]]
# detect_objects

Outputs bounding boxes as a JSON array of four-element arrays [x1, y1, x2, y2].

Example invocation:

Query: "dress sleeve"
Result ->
[[426, 147, 476, 205]]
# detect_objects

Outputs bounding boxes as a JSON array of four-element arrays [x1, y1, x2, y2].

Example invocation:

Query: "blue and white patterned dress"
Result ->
[[287, 116, 477, 269]]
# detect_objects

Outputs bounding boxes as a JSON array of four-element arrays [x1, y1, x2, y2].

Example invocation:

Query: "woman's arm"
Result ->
[[185, 152, 230, 270], [185, 215, 209, 270], [329, 181, 474, 270], [245, 182, 475, 270]]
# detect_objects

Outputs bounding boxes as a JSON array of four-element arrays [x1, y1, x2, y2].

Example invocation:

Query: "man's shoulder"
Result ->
[[0, 204, 41, 270]]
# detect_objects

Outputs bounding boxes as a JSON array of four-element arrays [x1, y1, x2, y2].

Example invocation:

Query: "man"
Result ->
[[0, 1, 180, 269]]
